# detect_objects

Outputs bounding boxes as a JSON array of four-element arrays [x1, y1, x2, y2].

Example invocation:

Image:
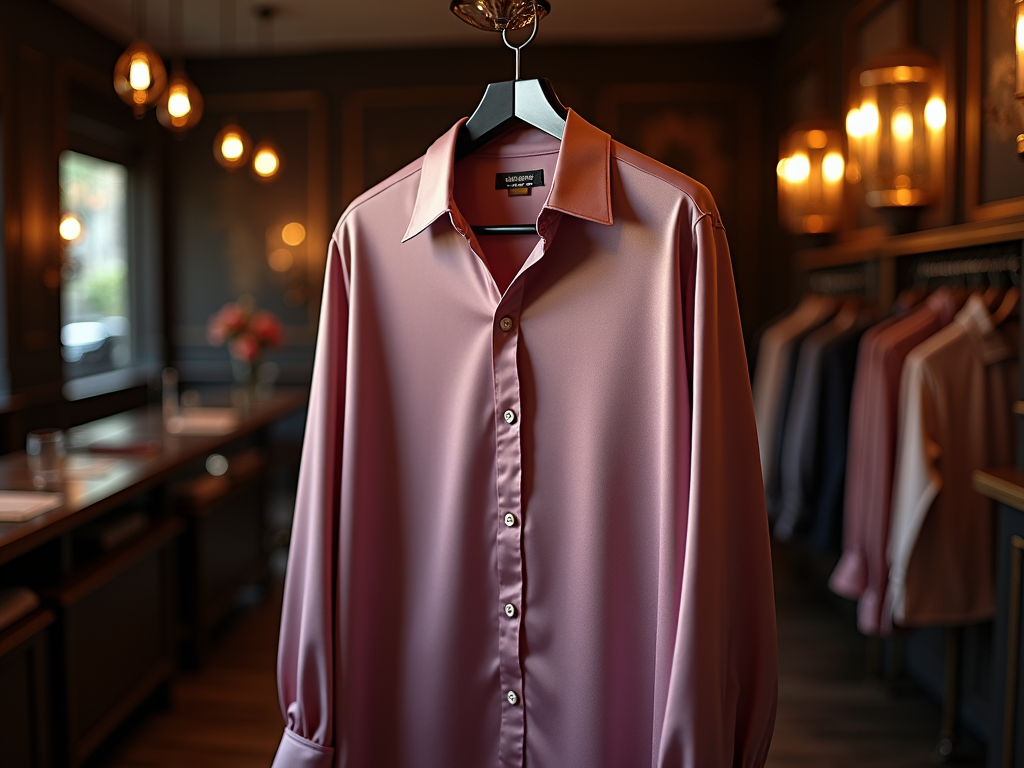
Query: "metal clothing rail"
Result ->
[[915, 255, 1021, 279]]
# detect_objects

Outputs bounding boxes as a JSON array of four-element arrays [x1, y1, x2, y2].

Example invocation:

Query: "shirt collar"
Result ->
[[955, 293, 1015, 365], [402, 109, 613, 243]]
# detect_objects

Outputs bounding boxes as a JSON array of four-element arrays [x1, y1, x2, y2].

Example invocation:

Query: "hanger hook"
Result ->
[[502, 0, 539, 81]]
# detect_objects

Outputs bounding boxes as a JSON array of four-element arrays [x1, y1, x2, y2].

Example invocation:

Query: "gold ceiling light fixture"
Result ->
[[113, 0, 167, 117], [450, 0, 551, 31], [157, 0, 203, 132]]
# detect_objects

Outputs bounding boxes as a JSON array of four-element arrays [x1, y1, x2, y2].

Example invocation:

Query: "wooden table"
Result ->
[[0, 388, 307, 768], [0, 389, 307, 567]]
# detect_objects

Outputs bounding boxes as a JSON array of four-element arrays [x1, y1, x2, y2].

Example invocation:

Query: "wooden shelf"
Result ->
[[973, 468, 1024, 512], [798, 215, 1024, 271]]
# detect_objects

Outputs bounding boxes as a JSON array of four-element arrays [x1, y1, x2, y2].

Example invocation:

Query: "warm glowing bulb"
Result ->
[[924, 98, 946, 130], [784, 153, 810, 183], [167, 84, 192, 119], [822, 153, 845, 183], [776, 158, 788, 178], [806, 130, 828, 149], [253, 148, 280, 177], [1017, 13, 1024, 53], [221, 134, 244, 161], [282, 222, 306, 246], [129, 55, 151, 90], [846, 109, 864, 139], [269, 248, 294, 272], [892, 106, 914, 141], [60, 214, 82, 242], [860, 103, 880, 135]]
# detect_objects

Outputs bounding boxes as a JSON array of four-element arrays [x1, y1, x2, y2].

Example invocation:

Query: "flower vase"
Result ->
[[231, 355, 261, 407]]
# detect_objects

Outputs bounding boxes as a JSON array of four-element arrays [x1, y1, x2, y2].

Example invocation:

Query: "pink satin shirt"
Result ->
[[272, 110, 777, 768]]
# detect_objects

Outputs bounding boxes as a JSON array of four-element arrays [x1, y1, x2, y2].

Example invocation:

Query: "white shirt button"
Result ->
[[504, 603, 516, 618], [499, 316, 514, 332], [503, 409, 517, 424], [504, 512, 516, 527], [507, 690, 519, 705]]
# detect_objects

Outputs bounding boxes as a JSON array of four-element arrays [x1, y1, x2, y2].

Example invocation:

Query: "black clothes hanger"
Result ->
[[452, 1, 567, 236]]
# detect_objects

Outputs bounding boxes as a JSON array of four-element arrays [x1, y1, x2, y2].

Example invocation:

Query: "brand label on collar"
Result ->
[[496, 169, 545, 197]]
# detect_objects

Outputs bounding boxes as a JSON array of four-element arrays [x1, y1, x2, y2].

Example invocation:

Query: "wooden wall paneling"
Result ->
[[594, 83, 761, 335], [341, 85, 483, 209], [172, 91, 329, 385], [965, 0, 1024, 221], [6, 44, 63, 395], [0, 610, 54, 768]]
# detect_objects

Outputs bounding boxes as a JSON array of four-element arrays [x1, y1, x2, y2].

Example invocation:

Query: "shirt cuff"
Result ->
[[271, 729, 334, 768]]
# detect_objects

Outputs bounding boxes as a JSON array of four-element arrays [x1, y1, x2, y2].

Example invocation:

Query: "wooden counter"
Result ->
[[0, 388, 307, 567], [0, 388, 307, 768]]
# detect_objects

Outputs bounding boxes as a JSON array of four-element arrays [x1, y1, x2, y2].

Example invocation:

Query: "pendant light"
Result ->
[[157, 0, 204, 132], [249, 7, 281, 181], [113, 0, 167, 117], [214, 122, 252, 169], [252, 141, 282, 180]]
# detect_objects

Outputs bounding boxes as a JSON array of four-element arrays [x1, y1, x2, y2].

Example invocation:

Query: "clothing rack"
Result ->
[[808, 269, 867, 295], [914, 255, 1020, 280]]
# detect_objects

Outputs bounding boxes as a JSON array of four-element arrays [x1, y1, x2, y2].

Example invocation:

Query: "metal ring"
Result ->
[[501, 0, 539, 52]]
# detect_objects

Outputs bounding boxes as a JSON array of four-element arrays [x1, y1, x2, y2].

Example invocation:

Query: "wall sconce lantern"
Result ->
[[845, 50, 946, 214], [776, 123, 845, 234], [1015, 0, 1024, 154]]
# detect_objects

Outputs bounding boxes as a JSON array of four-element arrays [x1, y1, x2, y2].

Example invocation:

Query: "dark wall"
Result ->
[[173, 37, 781, 383], [0, 0, 162, 450]]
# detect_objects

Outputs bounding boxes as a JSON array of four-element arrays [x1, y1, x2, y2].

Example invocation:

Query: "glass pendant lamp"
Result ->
[[113, 0, 166, 117], [156, 0, 203, 132]]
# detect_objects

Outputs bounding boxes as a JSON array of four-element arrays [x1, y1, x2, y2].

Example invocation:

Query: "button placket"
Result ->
[[493, 281, 527, 768]]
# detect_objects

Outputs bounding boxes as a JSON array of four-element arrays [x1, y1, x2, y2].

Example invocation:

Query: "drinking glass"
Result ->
[[26, 428, 66, 490]]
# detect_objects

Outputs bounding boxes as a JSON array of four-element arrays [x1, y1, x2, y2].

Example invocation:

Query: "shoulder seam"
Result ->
[[612, 152, 714, 220], [335, 164, 423, 234]]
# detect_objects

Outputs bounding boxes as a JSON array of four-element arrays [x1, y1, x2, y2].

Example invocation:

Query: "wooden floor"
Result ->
[[95, 548, 984, 767]]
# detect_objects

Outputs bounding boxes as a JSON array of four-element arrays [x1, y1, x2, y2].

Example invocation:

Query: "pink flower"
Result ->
[[229, 333, 261, 363], [220, 303, 249, 334], [251, 311, 284, 347]]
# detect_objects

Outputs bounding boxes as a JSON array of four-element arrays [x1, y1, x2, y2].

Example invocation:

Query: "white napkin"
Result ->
[[0, 492, 64, 522], [165, 407, 240, 437]]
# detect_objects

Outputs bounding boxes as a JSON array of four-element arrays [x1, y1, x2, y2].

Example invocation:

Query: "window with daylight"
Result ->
[[59, 150, 132, 380]]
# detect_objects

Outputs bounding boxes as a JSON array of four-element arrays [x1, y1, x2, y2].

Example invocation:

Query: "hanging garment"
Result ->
[[886, 295, 1018, 627], [808, 318, 874, 552], [830, 288, 960, 636], [774, 305, 872, 542], [752, 295, 837, 500], [272, 111, 777, 768]]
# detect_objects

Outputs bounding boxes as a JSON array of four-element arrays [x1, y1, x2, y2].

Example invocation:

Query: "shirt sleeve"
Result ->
[[271, 232, 350, 768], [658, 214, 778, 767]]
